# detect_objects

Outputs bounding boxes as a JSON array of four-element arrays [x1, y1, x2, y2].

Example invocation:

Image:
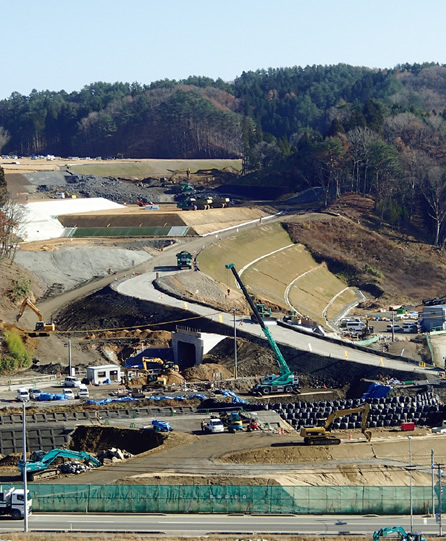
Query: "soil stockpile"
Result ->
[[155, 271, 249, 312]]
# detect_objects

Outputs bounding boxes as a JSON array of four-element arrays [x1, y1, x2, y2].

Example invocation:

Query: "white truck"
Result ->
[[0, 487, 31, 519]]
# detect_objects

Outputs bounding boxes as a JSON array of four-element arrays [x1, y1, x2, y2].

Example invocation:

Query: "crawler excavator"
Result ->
[[16, 297, 56, 336], [373, 526, 426, 541], [300, 403, 372, 445], [18, 448, 101, 481]]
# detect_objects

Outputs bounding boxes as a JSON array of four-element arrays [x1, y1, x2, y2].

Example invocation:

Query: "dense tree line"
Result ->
[[2, 63, 446, 243]]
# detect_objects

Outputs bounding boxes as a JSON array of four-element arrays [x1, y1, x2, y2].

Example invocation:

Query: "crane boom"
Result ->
[[225, 263, 299, 395]]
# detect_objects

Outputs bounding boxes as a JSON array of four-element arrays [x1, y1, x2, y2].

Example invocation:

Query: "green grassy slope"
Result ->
[[198, 222, 353, 324]]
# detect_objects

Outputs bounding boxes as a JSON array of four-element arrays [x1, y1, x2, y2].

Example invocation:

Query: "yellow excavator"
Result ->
[[125, 357, 184, 390], [16, 297, 56, 336], [141, 357, 179, 372], [300, 403, 372, 445]]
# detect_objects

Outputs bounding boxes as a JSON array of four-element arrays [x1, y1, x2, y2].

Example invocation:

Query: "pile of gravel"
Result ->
[[27, 171, 175, 205], [15, 247, 153, 292]]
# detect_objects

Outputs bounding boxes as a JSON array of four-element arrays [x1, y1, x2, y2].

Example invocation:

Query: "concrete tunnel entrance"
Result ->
[[172, 327, 226, 369], [177, 342, 197, 369]]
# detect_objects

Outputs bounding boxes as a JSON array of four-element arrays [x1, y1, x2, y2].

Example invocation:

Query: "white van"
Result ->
[[16, 388, 30, 402], [77, 385, 89, 399], [64, 376, 81, 388], [346, 321, 365, 331]]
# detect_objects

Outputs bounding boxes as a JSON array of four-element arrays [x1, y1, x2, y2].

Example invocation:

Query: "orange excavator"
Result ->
[[16, 297, 56, 336]]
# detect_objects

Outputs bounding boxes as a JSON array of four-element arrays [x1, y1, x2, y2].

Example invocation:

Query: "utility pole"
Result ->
[[232, 309, 238, 379], [66, 339, 72, 376], [22, 401, 28, 532], [439, 463, 443, 537], [408, 436, 413, 532], [432, 449, 436, 516]]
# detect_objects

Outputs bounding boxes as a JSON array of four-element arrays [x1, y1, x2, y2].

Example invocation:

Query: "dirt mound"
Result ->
[[183, 362, 233, 381], [205, 337, 277, 377], [155, 271, 249, 312], [0, 453, 21, 466], [69, 426, 166, 454], [0, 259, 45, 317]]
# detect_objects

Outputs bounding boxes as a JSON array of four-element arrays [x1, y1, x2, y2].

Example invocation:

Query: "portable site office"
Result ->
[[86, 365, 121, 385]]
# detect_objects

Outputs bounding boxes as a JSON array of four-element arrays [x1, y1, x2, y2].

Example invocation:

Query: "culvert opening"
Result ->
[[68, 426, 165, 455]]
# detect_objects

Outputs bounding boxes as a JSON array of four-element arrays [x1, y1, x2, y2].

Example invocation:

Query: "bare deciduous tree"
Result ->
[[0, 127, 10, 155], [0, 196, 26, 261]]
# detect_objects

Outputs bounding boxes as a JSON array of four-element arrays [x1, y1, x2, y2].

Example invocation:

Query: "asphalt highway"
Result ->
[[0, 512, 441, 536]]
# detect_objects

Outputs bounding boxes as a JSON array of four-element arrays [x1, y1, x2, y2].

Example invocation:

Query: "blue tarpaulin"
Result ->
[[86, 397, 139, 406], [361, 383, 392, 400], [217, 389, 246, 404], [38, 393, 67, 401]]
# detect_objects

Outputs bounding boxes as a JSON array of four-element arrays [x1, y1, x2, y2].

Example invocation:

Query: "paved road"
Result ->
[[0, 512, 441, 536], [115, 268, 434, 377], [30, 215, 436, 379]]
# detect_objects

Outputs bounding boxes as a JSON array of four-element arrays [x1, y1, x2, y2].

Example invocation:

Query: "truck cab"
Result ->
[[0, 487, 32, 519]]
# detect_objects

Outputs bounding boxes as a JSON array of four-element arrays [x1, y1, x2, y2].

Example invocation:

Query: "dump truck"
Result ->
[[225, 263, 300, 395], [0, 487, 31, 519], [16, 297, 56, 335], [176, 251, 193, 269], [18, 448, 101, 481], [300, 403, 372, 445]]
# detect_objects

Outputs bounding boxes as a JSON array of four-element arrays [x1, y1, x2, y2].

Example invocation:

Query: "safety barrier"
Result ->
[[22, 484, 436, 515]]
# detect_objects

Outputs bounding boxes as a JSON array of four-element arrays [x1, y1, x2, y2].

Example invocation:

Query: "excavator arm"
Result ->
[[373, 526, 409, 540], [301, 403, 372, 445], [225, 263, 292, 380], [16, 297, 43, 322], [324, 403, 372, 442], [16, 297, 55, 334]]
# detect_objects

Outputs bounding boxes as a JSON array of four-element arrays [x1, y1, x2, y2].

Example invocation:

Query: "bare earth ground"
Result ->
[[1, 168, 445, 541]]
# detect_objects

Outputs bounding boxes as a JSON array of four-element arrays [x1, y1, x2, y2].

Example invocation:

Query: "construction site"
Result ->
[[1, 159, 446, 538]]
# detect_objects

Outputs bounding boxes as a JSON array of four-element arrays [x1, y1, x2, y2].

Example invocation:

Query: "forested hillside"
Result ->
[[3, 62, 446, 244]]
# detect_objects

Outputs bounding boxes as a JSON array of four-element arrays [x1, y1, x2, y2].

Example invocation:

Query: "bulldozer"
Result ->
[[300, 403, 372, 445], [16, 297, 56, 336]]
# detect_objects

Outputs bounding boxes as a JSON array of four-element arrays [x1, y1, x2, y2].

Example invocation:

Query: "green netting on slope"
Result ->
[[25, 485, 435, 514], [65, 227, 174, 237]]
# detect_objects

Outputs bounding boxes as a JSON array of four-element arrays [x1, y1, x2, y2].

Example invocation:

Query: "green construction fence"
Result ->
[[16, 484, 439, 515]]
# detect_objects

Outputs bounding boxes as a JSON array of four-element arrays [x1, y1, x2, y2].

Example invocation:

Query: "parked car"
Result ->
[[64, 376, 81, 388], [403, 323, 418, 333], [63, 389, 75, 400], [16, 388, 29, 402], [77, 385, 89, 399], [386, 324, 403, 332], [28, 388, 42, 400]]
